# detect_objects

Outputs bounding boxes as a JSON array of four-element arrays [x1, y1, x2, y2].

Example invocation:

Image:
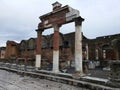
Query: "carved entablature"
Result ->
[[38, 2, 84, 30]]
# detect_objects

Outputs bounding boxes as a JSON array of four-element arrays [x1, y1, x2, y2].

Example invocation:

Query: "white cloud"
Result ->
[[0, 0, 120, 46]]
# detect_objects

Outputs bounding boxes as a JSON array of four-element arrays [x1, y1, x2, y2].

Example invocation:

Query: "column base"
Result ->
[[72, 71, 85, 79], [52, 50, 59, 73], [52, 69, 59, 73], [35, 54, 41, 68], [35, 67, 41, 71]]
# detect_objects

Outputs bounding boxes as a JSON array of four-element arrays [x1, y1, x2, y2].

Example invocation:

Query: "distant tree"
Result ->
[[111, 38, 120, 60]]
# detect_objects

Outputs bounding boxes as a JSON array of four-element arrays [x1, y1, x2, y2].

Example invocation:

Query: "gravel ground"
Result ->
[[0, 70, 88, 90]]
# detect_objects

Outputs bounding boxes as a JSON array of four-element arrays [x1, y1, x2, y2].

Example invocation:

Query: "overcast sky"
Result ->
[[0, 0, 120, 46]]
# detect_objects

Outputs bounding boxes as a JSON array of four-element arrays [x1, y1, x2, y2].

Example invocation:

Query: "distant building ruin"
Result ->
[[0, 32, 120, 67], [0, 2, 120, 71]]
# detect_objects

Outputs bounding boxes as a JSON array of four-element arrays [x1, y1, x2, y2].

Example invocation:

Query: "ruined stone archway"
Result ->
[[35, 2, 84, 73]]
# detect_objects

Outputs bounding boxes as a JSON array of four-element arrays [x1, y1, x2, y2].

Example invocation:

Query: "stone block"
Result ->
[[108, 60, 120, 88]]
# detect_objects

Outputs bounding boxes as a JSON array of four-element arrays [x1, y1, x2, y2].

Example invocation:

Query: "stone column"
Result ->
[[96, 49, 99, 60], [53, 24, 60, 73], [35, 29, 43, 68], [75, 17, 84, 73], [86, 44, 89, 60], [103, 50, 106, 60]]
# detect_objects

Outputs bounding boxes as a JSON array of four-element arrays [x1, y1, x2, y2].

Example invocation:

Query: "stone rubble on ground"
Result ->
[[0, 70, 88, 90]]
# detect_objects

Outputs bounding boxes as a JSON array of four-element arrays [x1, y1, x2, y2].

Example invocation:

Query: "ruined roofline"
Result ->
[[63, 31, 88, 39], [96, 33, 120, 39], [7, 40, 19, 45], [0, 47, 6, 50]]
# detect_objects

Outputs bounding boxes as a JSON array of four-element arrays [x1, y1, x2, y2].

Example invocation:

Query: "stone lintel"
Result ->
[[39, 5, 69, 20]]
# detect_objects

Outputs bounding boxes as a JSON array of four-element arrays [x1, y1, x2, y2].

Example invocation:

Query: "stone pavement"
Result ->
[[66, 67, 110, 79], [88, 69, 110, 79]]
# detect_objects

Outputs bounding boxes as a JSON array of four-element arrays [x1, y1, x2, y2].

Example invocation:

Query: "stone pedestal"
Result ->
[[109, 61, 120, 81], [108, 60, 120, 88]]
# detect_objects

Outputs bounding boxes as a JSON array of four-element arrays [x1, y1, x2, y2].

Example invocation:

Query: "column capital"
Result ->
[[36, 29, 44, 35], [75, 17, 84, 26], [53, 24, 61, 31]]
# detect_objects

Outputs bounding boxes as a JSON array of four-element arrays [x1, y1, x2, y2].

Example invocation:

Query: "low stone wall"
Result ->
[[0, 62, 119, 89]]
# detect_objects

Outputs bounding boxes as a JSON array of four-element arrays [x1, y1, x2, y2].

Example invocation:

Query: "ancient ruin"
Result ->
[[35, 2, 84, 73], [0, 2, 120, 89]]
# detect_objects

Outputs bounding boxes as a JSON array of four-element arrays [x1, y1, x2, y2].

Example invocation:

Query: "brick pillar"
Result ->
[[75, 17, 84, 73], [35, 29, 43, 68], [53, 24, 60, 73]]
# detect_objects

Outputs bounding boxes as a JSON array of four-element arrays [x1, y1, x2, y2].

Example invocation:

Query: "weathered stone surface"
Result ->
[[108, 60, 120, 88], [109, 60, 120, 81]]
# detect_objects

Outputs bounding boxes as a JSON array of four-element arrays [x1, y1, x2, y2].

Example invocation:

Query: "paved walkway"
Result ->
[[88, 69, 110, 79], [66, 67, 110, 79], [0, 70, 88, 90]]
